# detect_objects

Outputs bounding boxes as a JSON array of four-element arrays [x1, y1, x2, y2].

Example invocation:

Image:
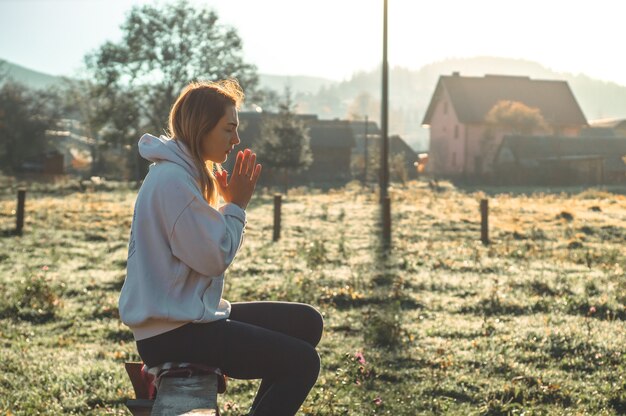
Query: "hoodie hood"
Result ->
[[138, 134, 199, 178]]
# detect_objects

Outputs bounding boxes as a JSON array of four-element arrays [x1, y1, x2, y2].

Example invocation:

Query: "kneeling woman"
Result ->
[[118, 79, 323, 416]]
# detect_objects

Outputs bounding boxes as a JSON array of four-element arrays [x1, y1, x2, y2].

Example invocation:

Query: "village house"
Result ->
[[421, 73, 588, 179], [237, 112, 355, 187], [493, 135, 626, 185], [589, 118, 626, 137], [45, 128, 94, 174], [293, 118, 355, 184], [348, 120, 419, 182], [20, 119, 95, 175]]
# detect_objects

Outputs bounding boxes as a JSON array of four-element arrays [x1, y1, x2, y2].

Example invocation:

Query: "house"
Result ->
[[349, 119, 381, 156], [422, 73, 588, 178], [237, 112, 355, 186], [589, 118, 626, 137], [45, 129, 94, 174], [20, 150, 65, 175], [493, 135, 626, 185], [348, 120, 419, 181], [300, 119, 356, 184]]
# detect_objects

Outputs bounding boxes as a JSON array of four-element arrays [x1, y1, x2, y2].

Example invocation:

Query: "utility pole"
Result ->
[[380, 0, 391, 248]]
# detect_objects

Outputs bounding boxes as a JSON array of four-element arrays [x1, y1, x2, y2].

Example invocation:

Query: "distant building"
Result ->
[[348, 119, 381, 156], [494, 135, 626, 185], [303, 119, 355, 184], [348, 120, 418, 182], [19, 119, 95, 175], [45, 129, 94, 174], [422, 73, 588, 178], [237, 112, 355, 187], [588, 118, 626, 137]]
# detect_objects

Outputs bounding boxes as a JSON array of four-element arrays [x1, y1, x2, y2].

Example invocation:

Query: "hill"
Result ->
[[0, 59, 66, 89], [267, 57, 626, 150], [258, 73, 337, 95]]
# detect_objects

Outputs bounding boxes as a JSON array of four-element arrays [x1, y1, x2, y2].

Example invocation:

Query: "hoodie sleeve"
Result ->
[[170, 199, 246, 277]]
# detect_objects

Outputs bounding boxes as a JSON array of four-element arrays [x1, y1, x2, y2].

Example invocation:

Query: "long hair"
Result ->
[[168, 79, 244, 206]]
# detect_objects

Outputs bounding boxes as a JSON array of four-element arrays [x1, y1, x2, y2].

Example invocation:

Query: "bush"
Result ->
[[300, 238, 328, 269], [1, 274, 61, 323], [363, 302, 410, 349]]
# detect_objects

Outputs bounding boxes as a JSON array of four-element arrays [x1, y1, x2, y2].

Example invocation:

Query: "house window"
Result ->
[[454, 125, 459, 139]]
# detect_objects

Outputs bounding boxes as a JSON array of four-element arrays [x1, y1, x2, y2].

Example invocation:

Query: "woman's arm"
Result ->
[[170, 198, 246, 277]]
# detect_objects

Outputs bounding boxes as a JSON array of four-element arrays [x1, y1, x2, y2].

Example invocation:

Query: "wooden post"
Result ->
[[363, 115, 369, 183], [382, 196, 391, 249], [16, 188, 26, 236], [273, 194, 282, 242], [480, 198, 489, 245]]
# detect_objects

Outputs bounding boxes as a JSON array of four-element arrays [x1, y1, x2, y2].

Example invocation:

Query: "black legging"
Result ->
[[136, 301, 324, 416]]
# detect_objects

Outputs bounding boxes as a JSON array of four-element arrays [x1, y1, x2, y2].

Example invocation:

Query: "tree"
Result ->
[[485, 100, 549, 135], [85, 0, 259, 178], [480, 100, 549, 173], [257, 88, 312, 193], [346, 92, 379, 121], [61, 79, 140, 178], [0, 80, 60, 173]]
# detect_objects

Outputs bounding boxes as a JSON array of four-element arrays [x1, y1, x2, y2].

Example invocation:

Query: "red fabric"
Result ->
[[124, 362, 156, 400], [140, 365, 157, 400]]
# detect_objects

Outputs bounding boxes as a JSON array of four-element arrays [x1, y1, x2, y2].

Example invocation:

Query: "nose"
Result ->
[[232, 132, 240, 146]]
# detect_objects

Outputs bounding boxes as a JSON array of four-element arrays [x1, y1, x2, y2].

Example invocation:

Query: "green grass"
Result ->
[[0, 179, 624, 415]]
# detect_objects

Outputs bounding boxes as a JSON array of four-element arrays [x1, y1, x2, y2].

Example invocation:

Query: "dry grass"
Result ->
[[0, 179, 624, 415]]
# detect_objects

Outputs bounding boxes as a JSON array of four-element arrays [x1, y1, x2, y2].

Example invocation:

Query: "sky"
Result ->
[[1, 0, 625, 86]]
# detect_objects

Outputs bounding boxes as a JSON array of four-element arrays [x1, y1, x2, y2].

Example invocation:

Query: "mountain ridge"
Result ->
[[0, 59, 66, 89]]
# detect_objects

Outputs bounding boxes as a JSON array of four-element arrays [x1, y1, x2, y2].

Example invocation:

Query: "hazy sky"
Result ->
[[1, 0, 625, 86]]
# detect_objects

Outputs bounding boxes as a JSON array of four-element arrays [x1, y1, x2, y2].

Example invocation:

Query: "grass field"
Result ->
[[0, 179, 625, 415]]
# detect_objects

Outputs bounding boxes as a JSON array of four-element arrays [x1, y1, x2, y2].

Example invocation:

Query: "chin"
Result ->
[[204, 154, 226, 164]]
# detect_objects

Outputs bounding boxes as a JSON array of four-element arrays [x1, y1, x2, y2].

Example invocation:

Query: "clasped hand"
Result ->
[[215, 149, 262, 210]]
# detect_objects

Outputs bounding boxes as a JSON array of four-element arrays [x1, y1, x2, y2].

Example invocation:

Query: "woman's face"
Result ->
[[201, 105, 240, 163]]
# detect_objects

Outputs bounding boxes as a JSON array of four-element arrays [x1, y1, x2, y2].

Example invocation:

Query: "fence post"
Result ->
[[273, 194, 282, 242], [480, 198, 489, 245], [16, 188, 26, 236]]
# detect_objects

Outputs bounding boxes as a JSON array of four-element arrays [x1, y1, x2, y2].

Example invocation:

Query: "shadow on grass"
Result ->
[[105, 328, 134, 343], [458, 298, 551, 316], [565, 297, 626, 321], [424, 387, 477, 404], [321, 293, 423, 310], [455, 183, 626, 197], [0, 228, 19, 238]]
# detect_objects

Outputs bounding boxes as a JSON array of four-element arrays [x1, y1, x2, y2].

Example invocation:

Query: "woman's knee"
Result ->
[[295, 304, 324, 346], [295, 343, 321, 383]]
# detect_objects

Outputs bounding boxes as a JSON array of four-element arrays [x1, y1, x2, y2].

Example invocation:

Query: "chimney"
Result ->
[[452, 71, 460, 77]]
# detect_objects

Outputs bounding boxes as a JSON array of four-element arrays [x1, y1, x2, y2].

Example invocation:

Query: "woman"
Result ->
[[118, 79, 323, 416]]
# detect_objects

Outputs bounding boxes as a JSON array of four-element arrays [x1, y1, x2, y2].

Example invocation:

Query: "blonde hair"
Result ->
[[168, 79, 244, 206]]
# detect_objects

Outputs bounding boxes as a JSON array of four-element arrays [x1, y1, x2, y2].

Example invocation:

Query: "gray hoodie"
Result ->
[[118, 134, 246, 341]]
